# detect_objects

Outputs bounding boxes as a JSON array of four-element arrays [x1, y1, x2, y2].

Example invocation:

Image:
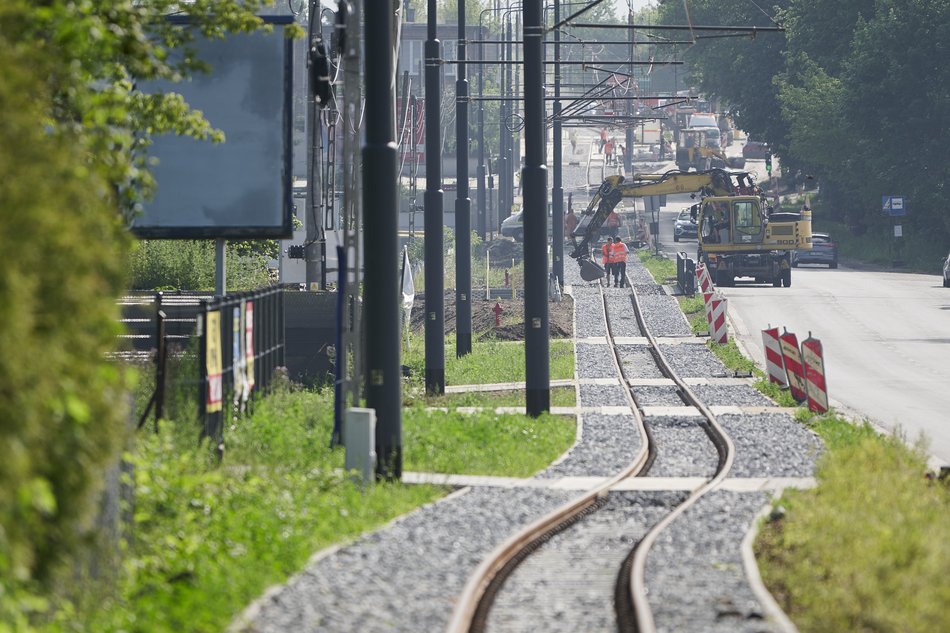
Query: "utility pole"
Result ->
[[551, 0, 564, 286], [456, 0, 472, 357], [424, 0, 445, 394], [363, 0, 401, 478], [523, 0, 549, 416], [477, 24, 487, 240], [624, 9, 634, 175]]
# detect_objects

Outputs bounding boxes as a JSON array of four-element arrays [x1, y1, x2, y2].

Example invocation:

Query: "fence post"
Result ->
[[154, 309, 167, 430]]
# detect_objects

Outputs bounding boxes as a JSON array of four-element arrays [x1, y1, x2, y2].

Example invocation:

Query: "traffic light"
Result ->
[[765, 153, 773, 174]]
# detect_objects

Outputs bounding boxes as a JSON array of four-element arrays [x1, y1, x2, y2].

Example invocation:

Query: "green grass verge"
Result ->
[[404, 408, 575, 476], [755, 414, 950, 632], [403, 334, 575, 388], [60, 382, 575, 633], [414, 386, 577, 409]]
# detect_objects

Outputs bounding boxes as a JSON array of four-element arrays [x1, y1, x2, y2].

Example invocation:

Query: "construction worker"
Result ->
[[610, 236, 629, 287], [564, 208, 578, 241], [600, 239, 613, 286]]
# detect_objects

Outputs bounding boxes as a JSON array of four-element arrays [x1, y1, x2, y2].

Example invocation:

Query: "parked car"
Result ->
[[500, 208, 553, 242], [673, 208, 697, 242], [742, 140, 770, 159], [791, 232, 838, 268], [942, 252, 950, 287]]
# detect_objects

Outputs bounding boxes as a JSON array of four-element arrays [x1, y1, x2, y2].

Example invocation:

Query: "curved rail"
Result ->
[[446, 280, 651, 633], [616, 267, 737, 633]]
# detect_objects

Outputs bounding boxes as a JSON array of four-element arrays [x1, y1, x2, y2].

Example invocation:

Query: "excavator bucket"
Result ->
[[579, 260, 606, 281]]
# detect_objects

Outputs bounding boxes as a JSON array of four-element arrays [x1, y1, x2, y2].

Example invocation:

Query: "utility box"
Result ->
[[345, 408, 377, 485]]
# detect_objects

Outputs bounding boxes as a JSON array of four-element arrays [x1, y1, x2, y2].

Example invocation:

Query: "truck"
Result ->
[[675, 127, 746, 171], [568, 168, 812, 286], [695, 197, 813, 287]]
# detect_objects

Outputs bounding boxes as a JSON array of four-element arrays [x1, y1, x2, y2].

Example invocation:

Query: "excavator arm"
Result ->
[[569, 169, 747, 271]]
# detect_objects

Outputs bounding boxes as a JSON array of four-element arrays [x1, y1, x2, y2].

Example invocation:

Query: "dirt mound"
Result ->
[[408, 291, 573, 341]]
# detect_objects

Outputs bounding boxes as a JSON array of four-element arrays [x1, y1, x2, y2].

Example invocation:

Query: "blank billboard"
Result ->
[[132, 17, 294, 239]]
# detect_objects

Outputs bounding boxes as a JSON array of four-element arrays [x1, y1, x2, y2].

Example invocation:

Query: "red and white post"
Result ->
[[695, 262, 714, 295], [801, 333, 829, 413], [709, 295, 728, 344], [761, 326, 787, 387], [779, 329, 807, 403]]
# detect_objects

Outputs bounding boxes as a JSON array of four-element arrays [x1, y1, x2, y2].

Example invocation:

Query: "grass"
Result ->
[[404, 408, 575, 477], [637, 241, 950, 632], [403, 334, 575, 390], [755, 414, 950, 632], [56, 380, 576, 633]]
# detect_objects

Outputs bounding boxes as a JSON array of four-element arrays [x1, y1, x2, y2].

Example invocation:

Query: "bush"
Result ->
[[0, 33, 131, 619]]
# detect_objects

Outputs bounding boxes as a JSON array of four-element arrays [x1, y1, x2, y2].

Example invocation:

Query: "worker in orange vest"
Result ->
[[610, 236, 629, 287], [601, 240, 613, 282]]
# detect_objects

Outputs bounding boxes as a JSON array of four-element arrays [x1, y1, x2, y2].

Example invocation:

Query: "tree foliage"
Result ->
[[0, 0, 283, 621], [656, 0, 950, 240]]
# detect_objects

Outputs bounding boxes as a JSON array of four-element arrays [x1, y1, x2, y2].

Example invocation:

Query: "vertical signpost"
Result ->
[[882, 195, 906, 266]]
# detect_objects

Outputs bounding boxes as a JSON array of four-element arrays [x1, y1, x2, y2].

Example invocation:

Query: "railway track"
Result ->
[[447, 263, 739, 633], [236, 142, 821, 633]]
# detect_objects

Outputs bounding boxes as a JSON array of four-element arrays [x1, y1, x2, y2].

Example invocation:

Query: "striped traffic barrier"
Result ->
[[695, 262, 714, 295], [703, 291, 715, 330], [761, 326, 788, 387], [709, 295, 728, 344], [801, 333, 829, 413], [779, 329, 807, 403]]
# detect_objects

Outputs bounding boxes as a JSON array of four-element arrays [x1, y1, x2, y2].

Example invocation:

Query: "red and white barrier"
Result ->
[[801, 333, 829, 413], [695, 262, 714, 295], [703, 291, 715, 329], [778, 330, 807, 403], [761, 326, 787, 387], [709, 295, 728, 343]]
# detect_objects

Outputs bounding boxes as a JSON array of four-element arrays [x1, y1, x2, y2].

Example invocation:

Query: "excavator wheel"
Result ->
[[782, 269, 792, 287]]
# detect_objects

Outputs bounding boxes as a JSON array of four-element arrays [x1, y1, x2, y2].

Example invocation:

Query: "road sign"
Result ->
[[882, 195, 906, 216]]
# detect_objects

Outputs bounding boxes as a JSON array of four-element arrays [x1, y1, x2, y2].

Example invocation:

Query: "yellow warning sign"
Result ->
[[206, 310, 223, 413]]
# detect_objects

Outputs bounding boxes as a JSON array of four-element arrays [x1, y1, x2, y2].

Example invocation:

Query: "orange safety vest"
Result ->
[[601, 242, 611, 265], [610, 241, 627, 263]]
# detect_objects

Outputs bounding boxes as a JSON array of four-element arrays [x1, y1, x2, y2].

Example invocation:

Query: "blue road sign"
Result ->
[[882, 196, 906, 216]]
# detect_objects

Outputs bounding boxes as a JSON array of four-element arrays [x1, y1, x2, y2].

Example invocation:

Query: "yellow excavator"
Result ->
[[696, 196, 812, 287], [570, 169, 812, 285]]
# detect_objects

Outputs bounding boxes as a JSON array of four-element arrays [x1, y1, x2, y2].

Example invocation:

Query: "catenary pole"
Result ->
[[456, 0, 472, 357], [551, 0, 564, 286], [424, 0, 446, 394], [523, 0, 549, 416], [363, 0, 401, 478]]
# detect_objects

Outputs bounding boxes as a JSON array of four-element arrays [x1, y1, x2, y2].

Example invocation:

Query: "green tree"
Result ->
[[0, 0, 284, 620]]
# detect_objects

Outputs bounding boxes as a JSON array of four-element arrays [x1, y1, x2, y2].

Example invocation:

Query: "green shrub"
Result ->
[[0, 33, 131, 616], [127, 240, 272, 291]]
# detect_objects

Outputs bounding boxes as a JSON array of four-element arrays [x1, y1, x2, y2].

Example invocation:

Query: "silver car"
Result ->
[[791, 232, 838, 268], [673, 208, 697, 242]]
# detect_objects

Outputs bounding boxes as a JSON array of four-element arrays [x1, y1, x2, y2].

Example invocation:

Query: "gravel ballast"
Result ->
[[235, 251, 819, 633]]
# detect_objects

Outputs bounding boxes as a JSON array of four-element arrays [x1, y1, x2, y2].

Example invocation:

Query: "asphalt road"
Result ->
[[652, 189, 950, 469]]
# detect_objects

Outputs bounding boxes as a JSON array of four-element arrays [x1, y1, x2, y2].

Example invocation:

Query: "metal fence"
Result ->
[[676, 252, 696, 296], [198, 286, 285, 456], [121, 287, 285, 457]]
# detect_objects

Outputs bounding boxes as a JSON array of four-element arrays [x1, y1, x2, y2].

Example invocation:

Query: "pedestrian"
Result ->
[[604, 138, 614, 165], [601, 240, 612, 281], [569, 130, 578, 154], [599, 128, 608, 151], [610, 236, 629, 287], [605, 209, 621, 238], [564, 208, 578, 241]]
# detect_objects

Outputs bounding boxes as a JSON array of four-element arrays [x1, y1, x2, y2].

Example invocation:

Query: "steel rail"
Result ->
[[613, 267, 737, 633], [445, 279, 652, 633]]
